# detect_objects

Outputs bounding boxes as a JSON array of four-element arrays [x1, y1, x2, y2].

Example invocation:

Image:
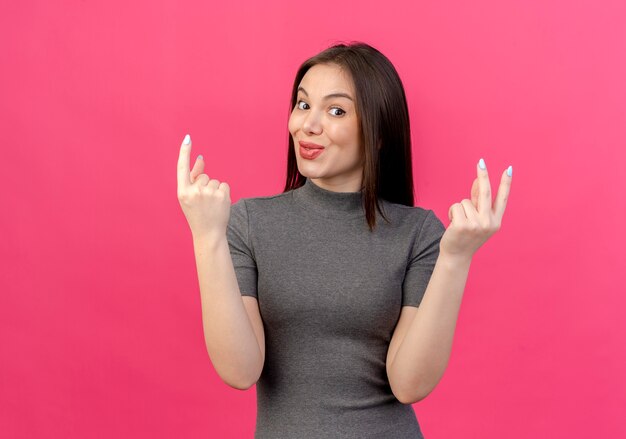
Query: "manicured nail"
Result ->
[[198, 154, 203, 161], [183, 134, 191, 145], [507, 165, 513, 177], [478, 158, 486, 170]]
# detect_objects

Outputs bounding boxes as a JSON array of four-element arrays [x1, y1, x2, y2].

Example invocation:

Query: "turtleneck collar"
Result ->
[[293, 177, 365, 219]]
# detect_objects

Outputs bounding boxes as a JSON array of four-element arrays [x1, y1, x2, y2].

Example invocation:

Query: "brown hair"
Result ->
[[283, 41, 416, 232]]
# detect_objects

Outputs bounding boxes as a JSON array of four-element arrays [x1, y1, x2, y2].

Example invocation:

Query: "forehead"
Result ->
[[299, 63, 355, 95]]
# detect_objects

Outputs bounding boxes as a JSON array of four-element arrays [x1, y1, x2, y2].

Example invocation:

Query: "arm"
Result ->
[[389, 159, 512, 404], [193, 232, 264, 390], [388, 252, 471, 404]]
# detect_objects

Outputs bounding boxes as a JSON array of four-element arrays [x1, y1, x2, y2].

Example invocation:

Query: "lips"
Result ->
[[299, 141, 325, 149]]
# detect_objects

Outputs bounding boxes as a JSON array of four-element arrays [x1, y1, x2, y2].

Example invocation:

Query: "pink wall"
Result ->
[[1, 0, 624, 437]]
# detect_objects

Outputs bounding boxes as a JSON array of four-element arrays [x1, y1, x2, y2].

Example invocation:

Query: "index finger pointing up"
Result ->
[[477, 157, 493, 215], [177, 134, 192, 188]]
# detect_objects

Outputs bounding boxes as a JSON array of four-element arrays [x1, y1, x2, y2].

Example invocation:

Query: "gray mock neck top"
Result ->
[[225, 177, 445, 438], [293, 177, 365, 219]]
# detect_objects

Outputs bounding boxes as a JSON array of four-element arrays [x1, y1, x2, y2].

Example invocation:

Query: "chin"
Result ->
[[298, 170, 320, 179], [297, 163, 326, 177], [295, 160, 317, 174]]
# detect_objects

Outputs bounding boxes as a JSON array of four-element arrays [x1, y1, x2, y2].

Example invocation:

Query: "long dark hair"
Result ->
[[283, 41, 415, 232]]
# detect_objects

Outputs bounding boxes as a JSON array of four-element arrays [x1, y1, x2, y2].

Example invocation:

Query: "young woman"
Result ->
[[177, 42, 512, 438]]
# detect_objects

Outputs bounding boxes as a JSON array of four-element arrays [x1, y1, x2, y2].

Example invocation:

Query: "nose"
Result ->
[[302, 109, 322, 135]]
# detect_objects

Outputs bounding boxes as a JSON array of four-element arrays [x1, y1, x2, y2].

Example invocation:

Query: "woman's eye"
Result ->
[[296, 100, 345, 117]]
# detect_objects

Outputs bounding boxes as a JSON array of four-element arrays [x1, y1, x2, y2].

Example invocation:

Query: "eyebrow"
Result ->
[[297, 86, 354, 102]]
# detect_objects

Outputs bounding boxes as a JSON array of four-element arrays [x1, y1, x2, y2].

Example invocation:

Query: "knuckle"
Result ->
[[177, 189, 189, 200], [467, 222, 479, 232], [461, 222, 473, 232]]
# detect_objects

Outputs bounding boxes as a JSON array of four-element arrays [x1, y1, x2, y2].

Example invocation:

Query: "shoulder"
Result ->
[[378, 199, 443, 229], [228, 192, 293, 244], [230, 191, 295, 232], [377, 200, 446, 246], [232, 190, 294, 213]]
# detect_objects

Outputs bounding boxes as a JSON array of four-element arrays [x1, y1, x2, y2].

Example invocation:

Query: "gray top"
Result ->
[[226, 177, 445, 438]]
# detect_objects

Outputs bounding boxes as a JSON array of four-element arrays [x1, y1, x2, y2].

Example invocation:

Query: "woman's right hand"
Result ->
[[177, 134, 231, 239]]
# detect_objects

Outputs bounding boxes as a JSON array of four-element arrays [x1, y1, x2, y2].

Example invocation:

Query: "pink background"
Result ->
[[1, 0, 624, 437]]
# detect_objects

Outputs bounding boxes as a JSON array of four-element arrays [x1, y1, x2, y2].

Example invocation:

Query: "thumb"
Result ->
[[190, 155, 205, 183]]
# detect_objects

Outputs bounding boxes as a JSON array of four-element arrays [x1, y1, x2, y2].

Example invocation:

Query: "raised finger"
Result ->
[[493, 166, 512, 221], [477, 158, 493, 215], [177, 134, 192, 188]]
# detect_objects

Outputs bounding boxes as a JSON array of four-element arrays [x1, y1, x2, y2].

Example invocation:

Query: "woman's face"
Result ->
[[288, 63, 364, 192]]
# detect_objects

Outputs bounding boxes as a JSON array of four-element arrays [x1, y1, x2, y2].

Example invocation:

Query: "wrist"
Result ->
[[438, 250, 473, 268], [192, 231, 227, 248]]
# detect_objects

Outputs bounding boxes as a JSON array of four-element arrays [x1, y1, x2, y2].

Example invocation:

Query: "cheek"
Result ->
[[330, 123, 357, 146], [287, 114, 294, 133], [287, 112, 300, 135]]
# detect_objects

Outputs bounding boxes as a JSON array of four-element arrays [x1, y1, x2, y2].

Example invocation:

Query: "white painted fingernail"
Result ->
[[478, 158, 486, 170], [183, 134, 191, 145]]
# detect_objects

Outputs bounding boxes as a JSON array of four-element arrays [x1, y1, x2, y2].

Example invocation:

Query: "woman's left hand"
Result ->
[[439, 158, 512, 262]]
